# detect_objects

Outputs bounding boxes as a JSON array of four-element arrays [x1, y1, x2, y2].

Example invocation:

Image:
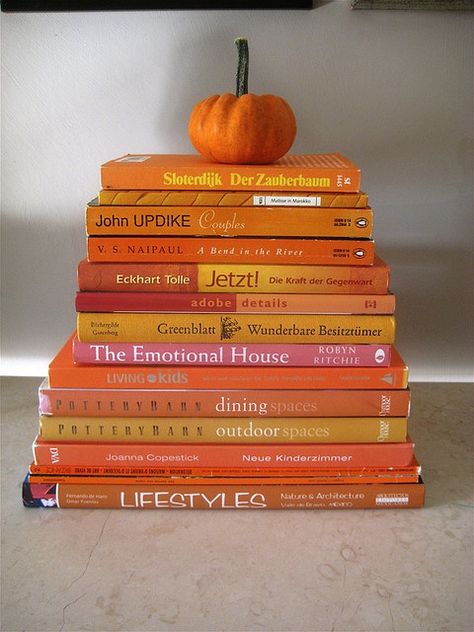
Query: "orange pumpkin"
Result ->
[[189, 38, 297, 164]]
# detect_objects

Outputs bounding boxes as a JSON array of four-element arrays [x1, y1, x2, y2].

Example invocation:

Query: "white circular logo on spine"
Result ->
[[375, 349, 385, 364]]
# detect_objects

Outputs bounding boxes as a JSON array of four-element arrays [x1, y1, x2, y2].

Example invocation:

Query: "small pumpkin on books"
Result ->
[[188, 37, 297, 165]]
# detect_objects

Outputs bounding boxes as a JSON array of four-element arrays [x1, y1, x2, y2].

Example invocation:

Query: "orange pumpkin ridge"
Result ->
[[188, 38, 296, 164]]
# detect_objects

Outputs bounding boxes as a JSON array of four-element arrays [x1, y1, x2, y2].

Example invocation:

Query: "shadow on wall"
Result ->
[[154, 27, 238, 153], [377, 243, 473, 379], [1, 211, 82, 368]]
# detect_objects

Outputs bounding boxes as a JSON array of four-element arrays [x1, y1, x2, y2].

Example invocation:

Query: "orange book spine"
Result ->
[[77, 257, 390, 294], [24, 479, 425, 509], [32, 436, 415, 468], [100, 153, 361, 192], [33, 437, 414, 470], [97, 190, 369, 208], [28, 461, 422, 483], [87, 236, 375, 265], [49, 363, 409, 390], [39, 383, 409, 418], [85, 204, 373, 238], [48, 336, 409, 390]]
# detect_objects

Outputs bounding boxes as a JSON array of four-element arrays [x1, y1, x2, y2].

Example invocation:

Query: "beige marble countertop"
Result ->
[[1, 378, 472, 632]]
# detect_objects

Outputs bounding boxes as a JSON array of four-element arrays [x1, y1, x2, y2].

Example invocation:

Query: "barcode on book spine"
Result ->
[[375, 495, 409, 505]]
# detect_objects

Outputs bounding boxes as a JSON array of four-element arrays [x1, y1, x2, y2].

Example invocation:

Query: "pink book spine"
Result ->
[[72, 339, 392, 367]]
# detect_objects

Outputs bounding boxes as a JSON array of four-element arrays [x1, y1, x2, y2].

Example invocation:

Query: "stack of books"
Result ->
[[23, 153, 424, 510]]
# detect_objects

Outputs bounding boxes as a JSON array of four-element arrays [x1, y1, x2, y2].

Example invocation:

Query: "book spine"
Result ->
[[76, 313, 396, 345], [97, 190, 370, 208], [72, 340, 392, 367], [38, 415, 408, 444], [75, 291, 396, 314], [32, 437, 415, 468], [77, 260, 390, 294], [87, 236, 375, 265], [23, 479, 425, 509], [100, 156, 361, 192], [29, 462, 421, 482], [48, 362, 409, 390], [38, 385, 410, 418], [25, 471, 420, 485], [85, 205, 373, 238]]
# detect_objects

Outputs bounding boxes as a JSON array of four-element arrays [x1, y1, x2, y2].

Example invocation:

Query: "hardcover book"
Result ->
[[48, 334, 409, 390], [76, 312, 396, 345], [39, 380, 410, 418], [75, 291, 396, 314], [31, 435, 416, 468], [72, 339, 393, 367], [77, 257, 390, 294], [23, 478, 425, 510], [29, 459, 422, 483], [38, 414, 408, 444]]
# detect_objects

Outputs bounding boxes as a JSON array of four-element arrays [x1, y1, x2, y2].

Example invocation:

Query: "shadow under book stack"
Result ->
[[23, 153, 425, 510]]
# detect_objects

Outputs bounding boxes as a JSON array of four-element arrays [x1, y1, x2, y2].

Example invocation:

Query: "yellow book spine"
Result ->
[[77, 313, 396, 344], [97, 190, 370, 208], [39, 416, 408, 443]]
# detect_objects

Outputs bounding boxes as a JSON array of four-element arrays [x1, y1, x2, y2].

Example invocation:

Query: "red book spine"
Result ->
[[75, 291, 396, 315], [28, 461, 422, 483]]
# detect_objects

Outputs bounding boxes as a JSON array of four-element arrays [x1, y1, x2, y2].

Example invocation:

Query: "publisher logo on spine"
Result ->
[[220, 316, 242, 340], [374, 348, 386, 364]]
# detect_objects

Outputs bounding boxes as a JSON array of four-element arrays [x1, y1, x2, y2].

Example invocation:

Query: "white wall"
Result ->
[[1, 2, 473, 380]]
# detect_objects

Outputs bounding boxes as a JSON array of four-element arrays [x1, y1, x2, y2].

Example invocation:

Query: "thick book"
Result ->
[[98, 189, 369, 208], [76, 312, 396, 345], [28, 460, 422, 483], [100, 153, 361, 192], [72, 339, 393, 367], [85, 202, 373, 239], [38, 415, 408, 444], [77, 257, 390, 294], [23, 478, 425, 510], [75, 291, 396, 315], [38, 380, 410, 418], [48, 335, 409, 389], [31, 435, 416, 468], [87, 236, 375, 265]]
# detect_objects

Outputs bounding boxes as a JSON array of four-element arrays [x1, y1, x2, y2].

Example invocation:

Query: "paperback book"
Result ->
[[100, 153, 362, 192], [97, 189, 369, 208]]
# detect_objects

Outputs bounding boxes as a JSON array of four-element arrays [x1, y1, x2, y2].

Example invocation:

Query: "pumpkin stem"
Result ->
[[235, 37, 249, 98]]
